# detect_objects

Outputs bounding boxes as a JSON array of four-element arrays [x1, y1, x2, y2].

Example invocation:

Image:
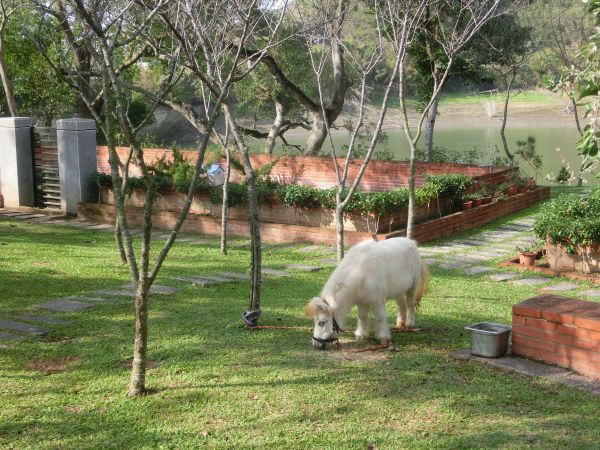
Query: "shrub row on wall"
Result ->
[[93, 150, 478, 218]]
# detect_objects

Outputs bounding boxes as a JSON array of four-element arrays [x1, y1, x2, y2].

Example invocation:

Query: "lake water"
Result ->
[[273, 125, 593, 186]]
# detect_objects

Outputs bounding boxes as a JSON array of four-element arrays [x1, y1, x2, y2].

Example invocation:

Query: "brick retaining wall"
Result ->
[[512, 294, 600, 380], [95, 146, 512, 192], [77, 186, 549, 245], [385, 187, 549, 243]]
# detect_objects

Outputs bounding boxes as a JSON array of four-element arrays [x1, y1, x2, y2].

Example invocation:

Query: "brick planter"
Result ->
[[100, 187, 452, 234], [546, 240, 600, 274], [512, 294, 600, 380], [78, 186, 549, 245]]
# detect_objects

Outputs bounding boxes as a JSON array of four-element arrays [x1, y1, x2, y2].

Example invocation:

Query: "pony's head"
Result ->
[[305, 297, 339, 349]]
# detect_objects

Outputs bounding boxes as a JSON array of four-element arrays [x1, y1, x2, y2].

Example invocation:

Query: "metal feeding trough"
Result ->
[[464, 322, 511, 358]]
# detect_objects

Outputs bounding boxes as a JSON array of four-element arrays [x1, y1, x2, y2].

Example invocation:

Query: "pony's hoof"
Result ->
[[379, 337, 391, 346]]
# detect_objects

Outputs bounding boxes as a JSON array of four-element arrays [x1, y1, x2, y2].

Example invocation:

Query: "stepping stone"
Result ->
[[64, 296, 117, 303], [120, 284, 179, 295], [511, 277, 549, 286], [422, 258, 440, 265], [542, 282, 580, 292], [439, 261, 468, 270], [92, 289, 133, 297], [16, 316, 71, 326], [37, 300, 93, 312], [219, 272, 251, 280], [171, 275, 234, 287], [13, 214, 37, 220], [0, 319, 51, 336], [452, 240, 484, 247], [87, 223, 113, 231], [296, 245, 324, 253], [285, 264, 323, 272], [464, 266, 492, 275], [320, 258, 338, 265], [580, 289, 600, 297], [488, 272, 518, 282], [0, 331, 24, 341], [261, 268, 290, 277]]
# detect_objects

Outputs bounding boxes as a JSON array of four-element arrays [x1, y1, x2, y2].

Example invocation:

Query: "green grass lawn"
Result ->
[[1, 201, 600, 449]]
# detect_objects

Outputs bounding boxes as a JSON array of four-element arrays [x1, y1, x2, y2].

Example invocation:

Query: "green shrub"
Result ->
[[422, 174, 473, 201], [533, 188, 600, 253], [275, 184, 322, 209]]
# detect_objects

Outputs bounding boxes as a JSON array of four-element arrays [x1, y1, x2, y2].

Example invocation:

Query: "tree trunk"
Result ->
[[304, 112, 328, 156], [127, 282, 150, 397], [406, 141, 417, 239], [571, 96, 585, 186], [220, 146, 231, 254], [223, 104, 262, 319], [335, 192, 344, 261], [265, 101, 284, 155], [0, 39, 18, 117], [423, 95, 440, 161], [115, 221, 127, 264], [500, 69, 516, 165]]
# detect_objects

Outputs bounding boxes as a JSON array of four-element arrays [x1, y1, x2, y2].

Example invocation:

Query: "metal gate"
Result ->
[[32, 127, 61, 210]]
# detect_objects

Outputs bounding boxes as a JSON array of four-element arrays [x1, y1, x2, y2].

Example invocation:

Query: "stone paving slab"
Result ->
[[452, 349, 600, 397], [64, 296, 118, 303], [511, 276, 549, 286], [171, 275, 235, 287], [37, 300, 94, 312], [16, 316, 71, 326], [285, 264, 323, 272], [13, 214, 38, 220], [320, 258, 338, 265], [219, 272, 251, 280], [0, 331, 25, 341], [422, 258, 440, 265], [120, 284, 179, 295], [92, 289, 133, 297], [261, 268, 290, 277], [295, 245, 327, 253], [87, 224, 113, 231], [488, 272, 518, 282], [542, 282, 580, 292], [0, 319, 51, 335], [580, 289, 600, 297], [439, 261, 469, 270], [452, 254, 489, 262], [464, 266, 492, 275]]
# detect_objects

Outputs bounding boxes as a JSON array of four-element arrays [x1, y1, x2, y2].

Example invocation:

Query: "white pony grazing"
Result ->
[[305, 237, 428, 349]]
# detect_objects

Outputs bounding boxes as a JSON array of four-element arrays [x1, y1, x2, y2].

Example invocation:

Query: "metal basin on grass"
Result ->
[[464, 322, 511, 358]]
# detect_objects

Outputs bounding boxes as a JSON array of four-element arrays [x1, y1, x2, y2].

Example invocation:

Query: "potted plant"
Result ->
[[517, 245, 538, 266], [464, 192, 482, 207], [461, 197, 473, 210], [479, 182, 493, 204]]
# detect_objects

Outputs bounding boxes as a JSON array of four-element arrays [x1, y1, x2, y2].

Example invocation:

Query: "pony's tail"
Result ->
[[415, 261, 429, 310]]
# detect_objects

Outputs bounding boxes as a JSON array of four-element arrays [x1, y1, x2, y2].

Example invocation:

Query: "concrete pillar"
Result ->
[[0, 117, 34, 208], [56, 118, 97, 214]]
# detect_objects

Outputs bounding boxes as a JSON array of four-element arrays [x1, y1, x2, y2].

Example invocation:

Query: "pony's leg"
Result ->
[[395, 295, 407, 329], [355, 304, 370, 341], [372, 301, 391, 344], [405, 287, 417, 328]]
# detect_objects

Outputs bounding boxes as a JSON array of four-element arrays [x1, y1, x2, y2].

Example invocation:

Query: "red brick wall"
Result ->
[[78, 186, 548, 245], [384, 187, 549, 243], [512, 294, 600, 380], [95, 146, 512, 192]]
